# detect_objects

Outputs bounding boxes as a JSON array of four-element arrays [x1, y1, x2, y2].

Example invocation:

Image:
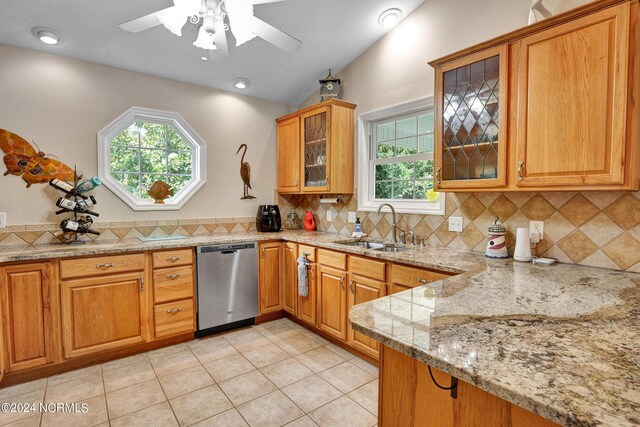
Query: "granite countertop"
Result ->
[[1, 230, 638, 426]]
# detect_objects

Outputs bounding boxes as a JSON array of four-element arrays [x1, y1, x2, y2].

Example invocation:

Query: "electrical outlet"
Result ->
[[530, 220, 544, 240], [448, 216, 463, 232], [348, 212, 356, 223], [0, 213, 5, 229], [327, 210, 332, 222]]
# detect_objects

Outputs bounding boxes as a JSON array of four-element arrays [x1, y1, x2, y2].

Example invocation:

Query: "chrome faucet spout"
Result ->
[[377, 203, 398, 243]]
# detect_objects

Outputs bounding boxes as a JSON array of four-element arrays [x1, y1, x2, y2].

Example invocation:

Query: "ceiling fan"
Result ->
[[119, 0, 302, 56]]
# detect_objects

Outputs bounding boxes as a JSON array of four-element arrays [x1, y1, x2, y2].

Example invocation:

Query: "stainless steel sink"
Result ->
[[335, 241, 384, 250], [374, 245, 409, 253]]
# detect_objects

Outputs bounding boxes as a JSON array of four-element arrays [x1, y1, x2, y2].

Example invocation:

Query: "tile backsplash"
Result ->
[[278, 191, 640, 272]]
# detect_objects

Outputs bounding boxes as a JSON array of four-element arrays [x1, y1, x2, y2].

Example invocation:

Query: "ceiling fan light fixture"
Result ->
[[193, 25, 218, 50], [233, 78, 250, 89], [31, 27, 62, 45], [378, 8, 402, 27], [158, 9, 189, 36]]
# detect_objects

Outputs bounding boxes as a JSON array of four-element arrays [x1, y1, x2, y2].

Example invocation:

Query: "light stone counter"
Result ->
[[1, 230, 638, 426]]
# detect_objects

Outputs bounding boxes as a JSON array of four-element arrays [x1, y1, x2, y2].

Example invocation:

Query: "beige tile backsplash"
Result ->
[[278, 191, 640, 272]]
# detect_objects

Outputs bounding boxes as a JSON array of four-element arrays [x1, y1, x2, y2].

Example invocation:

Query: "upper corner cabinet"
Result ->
[[276, 99, 356, 194], [431, 45, 509, 191]]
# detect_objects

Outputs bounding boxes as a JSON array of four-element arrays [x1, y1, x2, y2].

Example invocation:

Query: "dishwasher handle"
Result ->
[[221, 250, 237, 255]]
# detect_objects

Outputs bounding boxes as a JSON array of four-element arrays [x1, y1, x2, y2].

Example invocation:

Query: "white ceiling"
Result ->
[[0, 0, 426, 105]]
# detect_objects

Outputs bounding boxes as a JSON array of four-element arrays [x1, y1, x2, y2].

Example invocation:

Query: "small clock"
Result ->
[[319, 69, 341, 101]]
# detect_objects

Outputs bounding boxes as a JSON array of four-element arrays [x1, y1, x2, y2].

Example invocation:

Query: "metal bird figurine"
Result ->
[[236, 144, 256, 199]]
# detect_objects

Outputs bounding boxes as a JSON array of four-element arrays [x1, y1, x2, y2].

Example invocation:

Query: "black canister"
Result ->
[[256, 205, 282, 232]]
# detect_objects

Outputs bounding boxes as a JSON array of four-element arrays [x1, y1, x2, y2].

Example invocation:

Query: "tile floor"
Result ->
[[0, 318, 379, 427]]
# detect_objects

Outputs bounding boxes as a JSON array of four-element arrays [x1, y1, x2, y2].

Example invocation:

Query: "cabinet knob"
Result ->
[[166, 256, 180, 262], [349, 279, 355, 294], [436, 168, 442, 184], [417, 277, 430, 285], [339, 276, 345, 291], [96, 262, 115, 269], [166, 273, 181, 280], [517, 160, 525, 181]]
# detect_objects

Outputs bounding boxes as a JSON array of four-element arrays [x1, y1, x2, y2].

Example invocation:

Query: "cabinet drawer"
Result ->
[[298, 245, 316, 262], [391, 264, 452, 288], [60, 253, 145, 279], [153, 266, 194, 304], [349, 256, 386, 282], [154, 299, 194, 338], [317, 249, 346, 270], [153, 249, 193, 269]]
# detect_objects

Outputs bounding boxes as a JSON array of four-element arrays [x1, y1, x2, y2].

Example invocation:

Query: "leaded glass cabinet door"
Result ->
[[434, 45, 508, 190], [301, 107, 331, 192]]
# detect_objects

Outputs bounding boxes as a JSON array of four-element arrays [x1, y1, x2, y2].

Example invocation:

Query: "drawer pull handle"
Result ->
[[166, 256, 181, 262], [96, 263, 115, 269], [349, 280, 355, 294], [417, 277, 430, 285], [166, 273, 181, 280], [303, 252, 311, 257], [166, 307, 183, 314]]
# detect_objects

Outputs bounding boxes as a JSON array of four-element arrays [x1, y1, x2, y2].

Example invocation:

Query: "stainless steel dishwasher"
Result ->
[[195, 242, 258, 336]]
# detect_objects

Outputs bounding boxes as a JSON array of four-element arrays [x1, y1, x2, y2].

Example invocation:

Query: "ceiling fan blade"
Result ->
[[251, 0, 288, 4], [248, 17, 302, 53], [118, 7, 176, 33], [214, 29, 229, 57]]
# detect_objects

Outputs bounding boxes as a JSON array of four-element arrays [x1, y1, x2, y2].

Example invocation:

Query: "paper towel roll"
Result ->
[[514, 227, 532, 262]]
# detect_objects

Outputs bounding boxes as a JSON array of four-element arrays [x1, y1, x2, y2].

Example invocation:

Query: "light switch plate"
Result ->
[[448, 216, 463, 232], [0, 212, 5, 229], [348, 212, 356, 223], [530, 220, 544, 240], [327, 210, 332, 222]]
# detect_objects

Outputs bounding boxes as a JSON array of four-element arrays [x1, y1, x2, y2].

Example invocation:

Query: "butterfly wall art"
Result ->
[[0, 129, 77, 188]]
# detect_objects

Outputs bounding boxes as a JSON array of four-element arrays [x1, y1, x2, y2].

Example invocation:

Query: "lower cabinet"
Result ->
[[348, 274, 386, 358], [283, 242, 298, 315], [1, 263, 55, 372], [259, 242, 284, 314], [298, 263, 317, 325], [318, 265, 348, 341], [61, 272, 147, 358], [154, 299, 195, 338]]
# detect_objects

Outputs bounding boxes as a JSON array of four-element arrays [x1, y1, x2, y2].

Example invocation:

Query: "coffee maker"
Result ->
[[256, 205, 282, 232]]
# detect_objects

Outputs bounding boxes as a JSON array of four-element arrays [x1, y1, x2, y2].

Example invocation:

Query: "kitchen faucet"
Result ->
[[377, 203, 399, 243]]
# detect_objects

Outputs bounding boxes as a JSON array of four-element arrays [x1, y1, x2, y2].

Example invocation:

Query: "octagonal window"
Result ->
[[98, 107, 206, 211]]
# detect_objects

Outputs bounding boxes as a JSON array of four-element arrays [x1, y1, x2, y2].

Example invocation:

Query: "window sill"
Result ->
[[358, 199, 445, 216]]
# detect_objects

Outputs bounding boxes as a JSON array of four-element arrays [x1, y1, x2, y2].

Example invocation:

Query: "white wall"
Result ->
[[0, 44, 292, 225]]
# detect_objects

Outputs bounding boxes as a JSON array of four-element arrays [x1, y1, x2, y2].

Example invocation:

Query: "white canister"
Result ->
[[514, 227, 532, 262]]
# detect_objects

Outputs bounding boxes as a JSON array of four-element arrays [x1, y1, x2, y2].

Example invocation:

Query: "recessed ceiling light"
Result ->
[[31, 27, 62, 45], [201, 56, 208, 61], [233, 78, 250, 89], [378, 8, 402, 27]]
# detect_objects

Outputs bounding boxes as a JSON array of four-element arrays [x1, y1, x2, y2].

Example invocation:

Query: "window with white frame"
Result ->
[[358, 98, 445, 215]]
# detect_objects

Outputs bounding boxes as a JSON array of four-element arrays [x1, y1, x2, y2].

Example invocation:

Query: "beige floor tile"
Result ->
[[300, 330, 332, 346], [190, 339, 239, 364], [259, 325, 299, 342], [0, 378, 46, 400], [102, 352, 149, 372], [0, 389, 44, 426], [111, 401, 178, 427], [1, 415, 41, 427], [236, 390, 304, 427], [192, 408, 249, 426], [41, 394, 108, 427], [349, 358, 379, 377], [276, 335, 322, 356], [285, 415, 319, 427], [170, 385, 233, 426], [150, 349, 200, 377], [309, 396, 377, 427], [147, 343, 189, 360], [281, 375, 342, 413], [45, 374, 103, 404], [187, 336, 227, 349], [103, 359, 156, 392], [47, 365, 102, 387], [260, 358, 314, 388], [347, 380, 379, 415], [218, 370, 277, 406], [106, 379, 166, 420], [204, 354, 256, 382], [159, 364, 215, 399], [241, 343, 290, 368], [224, 330, 272, 352], [323, 343, 356, 360], [295, 347, 345, 373], [319, 362, 375, 394]]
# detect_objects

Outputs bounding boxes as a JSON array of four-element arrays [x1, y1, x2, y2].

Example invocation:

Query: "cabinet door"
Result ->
[[259, 242, 283, 314], [348, 274, 385, 359], [434, 45, 508, 190], [1, 263, 54, 371], [389, 283, 412, 295], [318, 265, 347, 341], [298, 263, 317, 325], [277, 117, 301, 192], [515, 3, 630, 187], [301, 106, 331, 192], [283, 242, 297, 315], [61, 272, 146, 358]]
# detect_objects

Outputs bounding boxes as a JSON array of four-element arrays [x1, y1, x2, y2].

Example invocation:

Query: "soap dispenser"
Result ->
[[485, 217, 508, 258]]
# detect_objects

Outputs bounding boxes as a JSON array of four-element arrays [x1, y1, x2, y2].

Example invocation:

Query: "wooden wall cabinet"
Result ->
[[259, 242, 284, 314], [276, 99, 357, 195], [1, 263, 56, 372], [431, 0, 640, 192]]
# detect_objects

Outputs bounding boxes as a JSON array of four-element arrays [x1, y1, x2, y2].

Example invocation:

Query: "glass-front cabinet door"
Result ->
[[434, 45, 508, 189], [301, 107, 331, 192]]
